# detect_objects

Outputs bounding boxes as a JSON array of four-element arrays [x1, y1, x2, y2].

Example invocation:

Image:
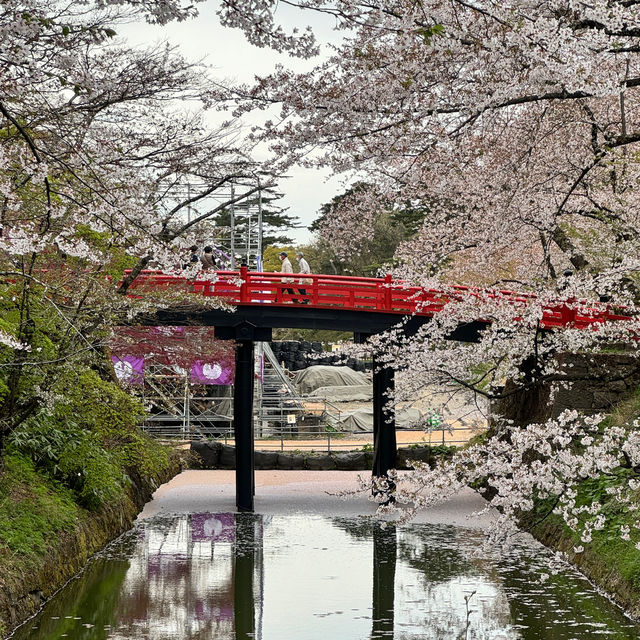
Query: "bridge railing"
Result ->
[[126, 268, 454, 316], [123, 268, 634, 327]]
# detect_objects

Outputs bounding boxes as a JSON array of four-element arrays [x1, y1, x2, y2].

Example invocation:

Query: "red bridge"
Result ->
[[125, 267, 633, 512], [127, 266, 631, 331]]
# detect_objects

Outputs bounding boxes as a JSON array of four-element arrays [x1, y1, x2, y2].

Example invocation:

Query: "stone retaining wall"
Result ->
[[492, 352, 640, 425], [191, 441, 451, 471], [1, 458, 184, 639]]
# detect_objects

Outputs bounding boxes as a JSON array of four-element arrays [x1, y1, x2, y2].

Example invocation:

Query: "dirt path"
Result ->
[[138, 469, 496, 529]]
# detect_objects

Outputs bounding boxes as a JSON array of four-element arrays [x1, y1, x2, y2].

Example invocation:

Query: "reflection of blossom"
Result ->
[[202, 363, 222, 380]]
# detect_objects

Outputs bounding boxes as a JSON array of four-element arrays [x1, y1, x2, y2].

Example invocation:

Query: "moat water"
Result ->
[[9, 512, 640, 639]]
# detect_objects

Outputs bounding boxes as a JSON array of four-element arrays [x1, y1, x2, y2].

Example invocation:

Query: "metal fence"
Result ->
[[140, 400, 485, 451]]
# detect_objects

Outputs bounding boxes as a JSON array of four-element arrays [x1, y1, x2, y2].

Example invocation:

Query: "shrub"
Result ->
[[8, 416, 126, 510]]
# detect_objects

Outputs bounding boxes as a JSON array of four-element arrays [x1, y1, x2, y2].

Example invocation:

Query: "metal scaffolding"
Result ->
[[133, 344, 342, 441], [228, 183, 263, 270]]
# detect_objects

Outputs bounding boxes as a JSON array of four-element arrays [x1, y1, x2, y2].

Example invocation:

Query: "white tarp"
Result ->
[[308, 384, 373, 402], [294, 365, 369, 395], [338, 407, 423, 432]]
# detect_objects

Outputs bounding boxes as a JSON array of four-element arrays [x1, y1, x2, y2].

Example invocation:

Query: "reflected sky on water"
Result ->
[[10, 513, 640, 640]]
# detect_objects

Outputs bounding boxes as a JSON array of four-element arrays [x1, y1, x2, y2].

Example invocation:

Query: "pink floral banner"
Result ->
[[111, 355, 144, 385], [191, 360, 234, 385]]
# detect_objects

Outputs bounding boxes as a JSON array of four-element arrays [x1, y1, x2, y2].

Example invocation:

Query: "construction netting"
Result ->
[[337, 407, 423, 431], [293, 365, 369, 395]]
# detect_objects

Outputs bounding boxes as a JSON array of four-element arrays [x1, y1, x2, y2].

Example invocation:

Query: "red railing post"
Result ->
[[239, 265, 249, 303], [560, 300, 576, 326], [384, 274, 393, 311]]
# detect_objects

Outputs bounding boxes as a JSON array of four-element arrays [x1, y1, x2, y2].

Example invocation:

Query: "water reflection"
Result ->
[[10, 514, 640, 640], [371, 524, 395, 639]]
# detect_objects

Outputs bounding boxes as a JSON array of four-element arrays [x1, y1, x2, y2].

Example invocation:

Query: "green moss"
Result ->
[[0, 453, 78, 559], [523, 391, 640, 612]]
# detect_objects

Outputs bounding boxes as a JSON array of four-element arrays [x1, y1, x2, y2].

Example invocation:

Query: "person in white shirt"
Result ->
[[278, 251, 296, 301], [296, 251, 312, 303]]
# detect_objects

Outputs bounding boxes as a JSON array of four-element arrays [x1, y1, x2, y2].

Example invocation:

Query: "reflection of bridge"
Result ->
[[127, 268, 633, 512], [136, 512, 396, 640]]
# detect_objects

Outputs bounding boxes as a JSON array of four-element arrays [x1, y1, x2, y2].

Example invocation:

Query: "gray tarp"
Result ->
[[338, 407, 423, 431], [308, 384, 373, 402], [294, 365, 369, 395]]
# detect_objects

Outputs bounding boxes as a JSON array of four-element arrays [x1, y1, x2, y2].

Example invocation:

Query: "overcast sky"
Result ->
[[120, 2, 348, 244]]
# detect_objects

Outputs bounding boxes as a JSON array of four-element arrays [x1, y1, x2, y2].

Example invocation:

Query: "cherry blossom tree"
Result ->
[[0, 0, 276, 450], [213, 0, 640, 546]]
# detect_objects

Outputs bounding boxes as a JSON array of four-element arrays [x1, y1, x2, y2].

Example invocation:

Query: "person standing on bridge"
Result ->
[[296, 251, 312, 303], [278, 251, 297, 302], [200, 245, 216, 270], [182, 244, 200, 269]]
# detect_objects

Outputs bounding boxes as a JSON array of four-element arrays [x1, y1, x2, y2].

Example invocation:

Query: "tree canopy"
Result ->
[[213, 0, 640, 546], [0, 0, 272, 450]]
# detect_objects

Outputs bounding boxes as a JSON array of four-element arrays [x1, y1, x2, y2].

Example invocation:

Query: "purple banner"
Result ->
[[191, 360, 234, 385], [191, 513, 235, 542], [195, 600, 233, 623], [112, 355, 144, 385]]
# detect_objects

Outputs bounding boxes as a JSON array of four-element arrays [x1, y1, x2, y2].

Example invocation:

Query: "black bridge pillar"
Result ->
[[234, 340, 255, 512], [355, 332, 397, 484], [216, 322, 272, 513], [372, 359, 396, 479], [234, 515, 256, 638], [372, 523, 397, 638]]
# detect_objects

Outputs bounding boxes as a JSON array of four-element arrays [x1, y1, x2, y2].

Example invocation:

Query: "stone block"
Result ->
[[398, 447, 431, 469], [254, 451, 279, 469], [608, 380, 627, 393], [305, 454, 337, 470], [334, 451, 367, 470], [364, 451, 375, 469], [219, 444, 236, 469], [592, 391, 619, 409], [276, 453, 306, 469], [190, 441, 221, 469]]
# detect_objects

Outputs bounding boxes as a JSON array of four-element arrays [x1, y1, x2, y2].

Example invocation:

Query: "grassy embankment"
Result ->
[[0, 370, 182, 638], [520, 393, 640, 618]]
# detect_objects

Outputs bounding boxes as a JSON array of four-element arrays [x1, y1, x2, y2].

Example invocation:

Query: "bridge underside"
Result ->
[[132, 305, 486, 511], [137, 304, 486, 342]]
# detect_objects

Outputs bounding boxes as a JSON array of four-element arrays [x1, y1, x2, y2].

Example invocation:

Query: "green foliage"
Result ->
[[309, 211, 411, 277], [6, 369, 171, 509], [73, 224, 137, 277], [416, 23, 445, 44], [525, 393, 640, 594], [8, 417, 126, 511], [53, 370, 169, 477], [407, 443, 456, 456], [58, 435, 128, 510], [262, 244, 296, 272], [531, 476, 640, 591], [0, 453, 78, 557], [272, 327, 352, 343]]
